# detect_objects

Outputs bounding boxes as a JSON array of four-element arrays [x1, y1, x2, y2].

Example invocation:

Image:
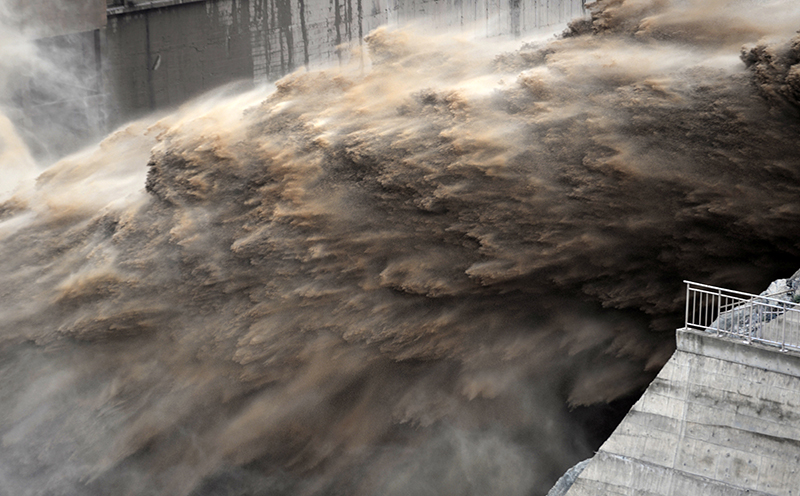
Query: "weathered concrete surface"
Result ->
[[0, 1, 107, 160], [5, 0, 585, 159], [105, 1, 257, 122], [5, 0, 106, 36], [10, 30, 107, 160], [104, 0, 586, 125], [547, 459, 591, 496], [563, 328, 800, 496]]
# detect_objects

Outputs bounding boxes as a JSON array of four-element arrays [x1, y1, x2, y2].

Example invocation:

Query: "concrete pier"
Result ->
[[563, 328, 800, 495]]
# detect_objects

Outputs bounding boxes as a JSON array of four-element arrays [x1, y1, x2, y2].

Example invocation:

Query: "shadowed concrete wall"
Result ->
[[7, 0, 106, 36], [1, 1, 107, 160], [105, 1, 256, 122], [563, 328, 800, 496], [104, 0, 586, 126]]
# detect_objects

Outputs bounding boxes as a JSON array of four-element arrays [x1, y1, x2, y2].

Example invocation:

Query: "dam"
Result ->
[[557, 280, 800, 495], [104, 0, 586, 125], [2, 0, 586, 158], [3, 1, 800, 495]]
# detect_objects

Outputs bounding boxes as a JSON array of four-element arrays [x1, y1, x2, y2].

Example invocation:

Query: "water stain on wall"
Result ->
[[104, 0, 585, 126]]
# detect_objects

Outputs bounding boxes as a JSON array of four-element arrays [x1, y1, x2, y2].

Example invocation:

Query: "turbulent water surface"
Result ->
[[2, 1, 800, 495]]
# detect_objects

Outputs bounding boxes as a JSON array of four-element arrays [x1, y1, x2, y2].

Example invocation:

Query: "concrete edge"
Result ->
[[107, 0, 206, 16], [581, 451, 777, 496], [677, 327, 800, 377]]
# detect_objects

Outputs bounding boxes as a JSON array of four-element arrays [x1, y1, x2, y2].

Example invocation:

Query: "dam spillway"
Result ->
[[104, 0, 586, 125], [3, 0, 587, 158], [5, 1, 800, 495]]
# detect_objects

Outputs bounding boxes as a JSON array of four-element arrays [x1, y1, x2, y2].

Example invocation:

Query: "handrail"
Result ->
[[684, 280, 800, 353], [683, 280, 796, 305]]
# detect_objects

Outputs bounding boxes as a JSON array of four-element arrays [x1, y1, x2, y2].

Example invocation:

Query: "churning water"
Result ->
[[2, 1, 800, 495]]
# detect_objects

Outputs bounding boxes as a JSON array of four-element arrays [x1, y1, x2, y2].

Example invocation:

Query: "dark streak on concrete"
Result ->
[[93, 29, 103, 95], [102, 0, 585, 128], [299, 0, 309, 67], [260, 0, 272, 80], [334, 0, 342, 63], [265, 0, 274, 78], [277, 0, 294, 72], [346, 0, 353, 41], [144, 10, 155, 110], [510, 0, 521, 38], [357, 0, 363, 43]]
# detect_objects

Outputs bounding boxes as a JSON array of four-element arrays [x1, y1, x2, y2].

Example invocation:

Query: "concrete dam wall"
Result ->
[[3, 0, 586, 158], [104, 0, 586, 126], [561, 328, 800, 495]]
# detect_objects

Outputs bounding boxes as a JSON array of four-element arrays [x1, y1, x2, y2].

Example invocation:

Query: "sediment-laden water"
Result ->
[[2, 1, 800, 494]]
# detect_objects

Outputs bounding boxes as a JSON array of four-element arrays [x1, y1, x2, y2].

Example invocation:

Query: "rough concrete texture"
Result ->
[[104, 0, 586, 125], [6, 0, 106, 36], [547, 459, 591, 496], [564, 328, 800, 496]]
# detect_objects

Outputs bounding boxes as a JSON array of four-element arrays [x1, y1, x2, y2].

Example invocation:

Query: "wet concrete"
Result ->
[[104, 0, 586, 126]]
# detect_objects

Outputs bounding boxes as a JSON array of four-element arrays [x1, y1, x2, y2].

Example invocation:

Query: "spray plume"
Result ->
[[2, 1, 800, 494]]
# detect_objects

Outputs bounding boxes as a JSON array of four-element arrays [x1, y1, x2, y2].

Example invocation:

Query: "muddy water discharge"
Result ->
[[3, 1, 800, 494]]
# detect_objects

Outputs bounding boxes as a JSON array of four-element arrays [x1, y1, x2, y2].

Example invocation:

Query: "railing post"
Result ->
[[685, 283, 690, 330], [782, 306, 787, 352], [716, 287, 722, 336]]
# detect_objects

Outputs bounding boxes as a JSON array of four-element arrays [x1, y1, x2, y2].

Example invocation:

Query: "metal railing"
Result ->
[[684, 280, 800, 353]]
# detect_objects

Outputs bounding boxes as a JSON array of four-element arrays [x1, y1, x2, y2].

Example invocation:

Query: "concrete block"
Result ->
[[659, 359, 677, 382], [713, 448, 759, 487], [692, 367, 719, 389], [640, 429, 680, 467], [683, 421, 711, 443], [769, 455, 800, 495], [758, 378, 790, 403], [677, 328, 800, 376], [567, 477, 630, 496], [697, 354, 721, 374], [781, 385, 800, 408], [628, 410, 680, 434], [734, 411, 800, 441], [735, 378, 759, 399], [671, 470, 773, 496], [684, 392, 735, 428], [756, 455, 787, 494], [565, 329, 800, 496], [654, 376, 689, 400], [629, 463, 671, 495], [636, 391, 671, 417], [602, 429, 647, 460], [579, 451, 633, 486], [674, 437, 718, 480], [667, 395, 685, 420]]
